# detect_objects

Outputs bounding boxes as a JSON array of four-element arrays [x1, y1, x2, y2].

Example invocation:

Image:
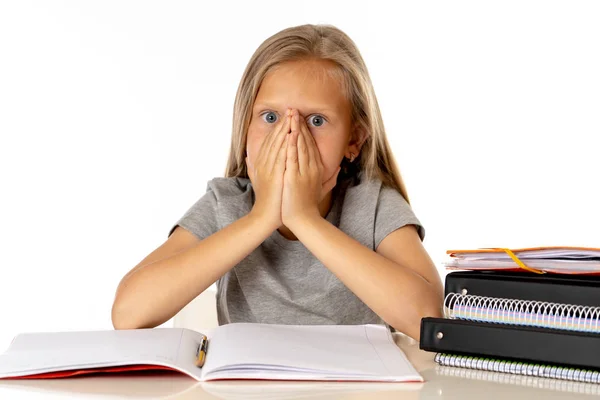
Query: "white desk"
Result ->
[[0, 333, 597, 399]]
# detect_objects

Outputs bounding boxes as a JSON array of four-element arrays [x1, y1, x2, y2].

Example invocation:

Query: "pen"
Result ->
[[195, 335, 208, 367]]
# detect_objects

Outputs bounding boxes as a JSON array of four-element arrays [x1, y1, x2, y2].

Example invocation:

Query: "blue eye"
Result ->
[[261, 111, 278, 124], [308, 115, 326, 127]]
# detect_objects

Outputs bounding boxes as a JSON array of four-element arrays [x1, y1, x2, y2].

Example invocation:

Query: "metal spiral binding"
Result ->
[[435, 364, 600, 395], [443, 292, 600, 332], [435, 353, 600, 384]]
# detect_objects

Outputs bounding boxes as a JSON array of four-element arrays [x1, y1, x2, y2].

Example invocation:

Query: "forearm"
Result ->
[[112, 213, 273, 329], [290, 216, 443, 340]]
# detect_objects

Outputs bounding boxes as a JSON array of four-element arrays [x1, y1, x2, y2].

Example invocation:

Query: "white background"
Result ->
[[1, 0, 599, 350]]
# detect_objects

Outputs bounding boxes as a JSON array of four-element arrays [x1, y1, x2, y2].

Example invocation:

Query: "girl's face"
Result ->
[[247, 59, 355, 185]]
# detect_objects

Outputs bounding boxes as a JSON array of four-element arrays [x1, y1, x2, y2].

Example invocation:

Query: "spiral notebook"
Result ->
[[419, 269, 600, 384], [444, 293, 600, 333], [434, 353, 600, 385], [445, 270, 600, 307], [0, 323, 422, 382], [443, 271, 600, 332], [435, 364, 600, 395]]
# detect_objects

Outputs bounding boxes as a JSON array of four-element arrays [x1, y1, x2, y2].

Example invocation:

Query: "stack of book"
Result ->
[[420, 246, 600, 384]]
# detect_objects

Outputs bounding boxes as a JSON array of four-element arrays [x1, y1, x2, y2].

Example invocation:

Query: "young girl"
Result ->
[[112, 24, 443, 341]]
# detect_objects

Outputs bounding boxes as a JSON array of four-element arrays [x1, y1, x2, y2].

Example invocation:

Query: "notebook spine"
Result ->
[[420, 317, 600, 370], [444, 292, 600, 333], [435, 353, 600, 384]]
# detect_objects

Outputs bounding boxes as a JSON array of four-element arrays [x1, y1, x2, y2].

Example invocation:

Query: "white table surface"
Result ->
[[0, 332, 597, 399]]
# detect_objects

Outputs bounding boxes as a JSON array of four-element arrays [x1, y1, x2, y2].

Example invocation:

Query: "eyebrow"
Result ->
[[253, 103, 337, 115]]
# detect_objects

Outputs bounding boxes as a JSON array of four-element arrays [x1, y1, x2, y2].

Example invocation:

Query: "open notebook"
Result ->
[[0, 323, 422, 382]]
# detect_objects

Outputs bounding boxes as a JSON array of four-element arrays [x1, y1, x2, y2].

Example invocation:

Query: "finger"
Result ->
[[290, 109, 300, 145], [297, 126, 308, 176], [258, 112, 289, 167], [298, 114, 319, 170], [255, 121, 279, 168], [291, 110, 305, 174], [286, 128, 299, 174], [266, 113, 291, 171], [274, 134, 289, 177], [266, 110, 292, 154]]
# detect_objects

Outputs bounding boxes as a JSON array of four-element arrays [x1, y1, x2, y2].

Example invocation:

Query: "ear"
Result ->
[[346, 123, 369, 157]]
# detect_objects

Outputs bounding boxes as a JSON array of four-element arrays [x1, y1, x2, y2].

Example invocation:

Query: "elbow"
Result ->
[[418, 278, 444, 319], [111, 276, 147, 330], [111, 298, 135, 330], [411, 292, 444, 341], [388, 290, 443, 341], [111, 290, 163, 330], [420, 302, 443, 320], [111, 282, 132, 329], [415, 285, 444, 321], [111, 302, 153, 330], [111, 290, 147, 330]]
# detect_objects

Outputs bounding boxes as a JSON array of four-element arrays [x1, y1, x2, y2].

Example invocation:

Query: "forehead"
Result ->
[[254, 59, 348, 114]]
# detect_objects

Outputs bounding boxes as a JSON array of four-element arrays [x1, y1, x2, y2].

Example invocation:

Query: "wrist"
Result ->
[[284, 211, 322, 233], [247, 210, 280, 234]]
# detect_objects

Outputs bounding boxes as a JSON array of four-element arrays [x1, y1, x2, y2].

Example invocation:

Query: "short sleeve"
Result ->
[[373, 185, 425, 249], [168, 186, 220, 240]]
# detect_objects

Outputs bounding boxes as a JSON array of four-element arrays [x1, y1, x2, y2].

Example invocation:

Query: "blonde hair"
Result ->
[[224, 24, 411, 203]]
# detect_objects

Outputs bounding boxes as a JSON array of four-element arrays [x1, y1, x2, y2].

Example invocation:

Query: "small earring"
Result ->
[[348, 153, 356, 162]]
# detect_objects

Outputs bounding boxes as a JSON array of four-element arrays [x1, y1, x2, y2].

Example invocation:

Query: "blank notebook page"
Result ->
[[203, 323, 418, 378], [0, 329, 184, 374]]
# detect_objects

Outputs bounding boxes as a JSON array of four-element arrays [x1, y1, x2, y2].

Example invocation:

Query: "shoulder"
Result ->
[[205, 176, 253, 202], [378, 184, 410, 208], [347, 173, 411, 212], [348, 171, 425, 242], [348, 171, 407, 203], [181, 176, 253, 216], [169, 176, 253, 239], [334, 171, 425, 248], [376, 183, 425, 241], [336, 170, 382, 205], [347, 171, 412, 212]]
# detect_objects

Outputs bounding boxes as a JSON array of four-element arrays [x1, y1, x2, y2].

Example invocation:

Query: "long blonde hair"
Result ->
[[224, 24, 411, 203]]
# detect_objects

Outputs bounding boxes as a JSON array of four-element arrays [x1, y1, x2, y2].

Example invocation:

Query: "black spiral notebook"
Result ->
[[443, 270, 600, 333], [419, 268, 600, 384], [445, 270, 600, 306]]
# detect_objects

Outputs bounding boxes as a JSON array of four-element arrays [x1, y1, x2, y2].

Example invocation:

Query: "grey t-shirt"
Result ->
[[168, 171, 425, 327]]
